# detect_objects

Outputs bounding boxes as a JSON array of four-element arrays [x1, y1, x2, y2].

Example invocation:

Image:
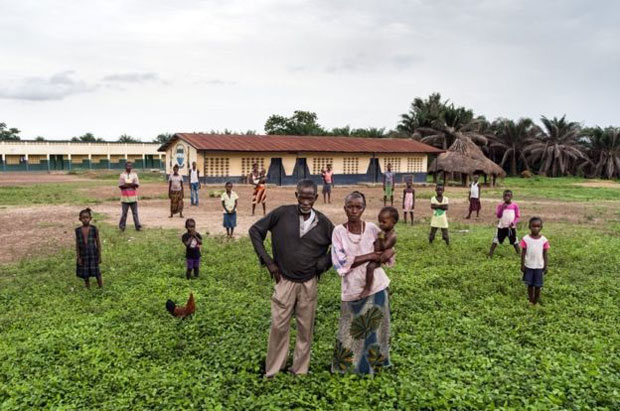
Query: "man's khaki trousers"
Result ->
[[265, 276, 318, 377]]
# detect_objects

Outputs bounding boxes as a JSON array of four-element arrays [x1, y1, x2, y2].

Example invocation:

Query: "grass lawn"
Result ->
[[0, 183, 105, 206], [431, 176, 620, 202], [1, 220, 618, 409]]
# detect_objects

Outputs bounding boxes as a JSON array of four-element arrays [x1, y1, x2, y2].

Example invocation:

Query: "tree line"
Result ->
[[264, 94, 619, 179], [394, 93, 619, 179], [2, 93, 618, 178], [0, 125, 144, 144]]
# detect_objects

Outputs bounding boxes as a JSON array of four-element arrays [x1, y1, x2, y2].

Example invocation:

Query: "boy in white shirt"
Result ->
[[519, 217, 550, 305], [189, 161, 201, 206], [465, 174, 481, 219]]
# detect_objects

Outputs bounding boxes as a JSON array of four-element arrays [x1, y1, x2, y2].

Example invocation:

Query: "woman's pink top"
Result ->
[[331, 222, 392, 302]]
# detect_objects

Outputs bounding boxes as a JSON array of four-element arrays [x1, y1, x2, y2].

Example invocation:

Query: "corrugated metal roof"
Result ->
[[158, 133, 443, 154]]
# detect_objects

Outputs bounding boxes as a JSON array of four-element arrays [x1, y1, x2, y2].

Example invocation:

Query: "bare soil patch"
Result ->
[[92, 185, 619, 236], [1, 184, 618, 265], [0, 205, 77, 264]]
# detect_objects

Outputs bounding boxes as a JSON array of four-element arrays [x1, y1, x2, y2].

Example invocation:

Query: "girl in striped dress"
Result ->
[[76, 208, 103, 289]]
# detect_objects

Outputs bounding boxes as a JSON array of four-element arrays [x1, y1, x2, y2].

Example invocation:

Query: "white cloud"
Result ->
[[0, 71, 96, 101], [102, 72, 162, 83]]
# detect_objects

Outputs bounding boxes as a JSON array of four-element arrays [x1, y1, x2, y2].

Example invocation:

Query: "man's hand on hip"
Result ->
[[267, 263, 281, 283]]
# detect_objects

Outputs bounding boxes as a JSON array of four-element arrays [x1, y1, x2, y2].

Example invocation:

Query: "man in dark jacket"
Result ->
[[249, 179, 334, 377]]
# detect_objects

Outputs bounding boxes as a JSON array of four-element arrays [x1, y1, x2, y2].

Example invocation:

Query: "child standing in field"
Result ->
[[221, 182, 238, 239], [182, 218, 202, 279], [360, 206, 398, 298], [520, 217, 549, 305], [402, 179, 415, 225], [383, 163, 395, 206], [168, 164, 184, 218], [465, 174, 481, 219], [76, 208, 102, 289], [321, 164, 334, 204], [488, 189, 521, 258], [429, 184, 449, 245]]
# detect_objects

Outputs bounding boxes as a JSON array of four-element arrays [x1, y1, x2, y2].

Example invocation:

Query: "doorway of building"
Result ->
[[267, 158, 284, 186], [293, 158, 310, 180], [368, 158, 381, 183], [49, 155, 64, 170]]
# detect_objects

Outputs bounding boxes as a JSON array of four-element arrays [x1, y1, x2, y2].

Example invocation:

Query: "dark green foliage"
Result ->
[[153, 133, 173, 145], [117, 134, 141, 143], [71, 133, 106, 143], [397, 93, 490, 150], [264, 111, 387, 138], [0, 122, 21, 141], [1, 223, 618, 409], [525, 116, 586, 177], [265, 110, 326, 136], [329, 126, 387, 138], [581, 126, 620, 179]]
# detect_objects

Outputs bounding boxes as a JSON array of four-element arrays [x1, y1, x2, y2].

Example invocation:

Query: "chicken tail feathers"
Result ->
[[185, 293, 196, 315]]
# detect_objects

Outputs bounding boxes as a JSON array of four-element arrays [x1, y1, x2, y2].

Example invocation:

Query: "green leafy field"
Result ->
[[1, 221, 618, 409]]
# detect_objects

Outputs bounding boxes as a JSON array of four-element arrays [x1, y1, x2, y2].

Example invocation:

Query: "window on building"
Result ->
[[343, 157, 359, 174], [6, 155, 21, 165], [407, 156, 424, 173], [205, 157, 230, 177], [312, 157, 333, 174], [242, 157, 265, 176], [28, 155, 46, 164], [382, 157, 401, 173]]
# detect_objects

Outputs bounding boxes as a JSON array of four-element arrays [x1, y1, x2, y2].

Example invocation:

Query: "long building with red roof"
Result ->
[[158, 133, 442, 185]]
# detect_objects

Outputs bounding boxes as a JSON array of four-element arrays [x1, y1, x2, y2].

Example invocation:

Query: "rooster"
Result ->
[[166, 293, 195, 318]]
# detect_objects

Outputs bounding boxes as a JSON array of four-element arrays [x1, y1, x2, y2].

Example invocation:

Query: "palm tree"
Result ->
[[489, 118, 535, 176], [117, 134, 141, 143], [397, 93, 444, 135], [582, 127, 620, 179], [414, 105, 491, 150], [524, 116, 586, 177]]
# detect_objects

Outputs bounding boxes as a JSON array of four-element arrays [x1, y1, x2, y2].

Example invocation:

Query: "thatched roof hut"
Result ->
[[429, 136, 506, 184]]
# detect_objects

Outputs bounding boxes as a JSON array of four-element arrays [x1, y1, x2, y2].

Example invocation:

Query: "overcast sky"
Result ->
[[1, 0, 618, 141]]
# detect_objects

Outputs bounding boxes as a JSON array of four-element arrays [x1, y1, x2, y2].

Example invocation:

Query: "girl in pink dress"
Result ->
[[402, 179, 415, 225]]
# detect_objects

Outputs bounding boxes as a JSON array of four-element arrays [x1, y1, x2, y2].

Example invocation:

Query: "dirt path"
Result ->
[[2, 184, 618, 265], [0, 205, 77, 264], [93, 185, 612, 235]]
